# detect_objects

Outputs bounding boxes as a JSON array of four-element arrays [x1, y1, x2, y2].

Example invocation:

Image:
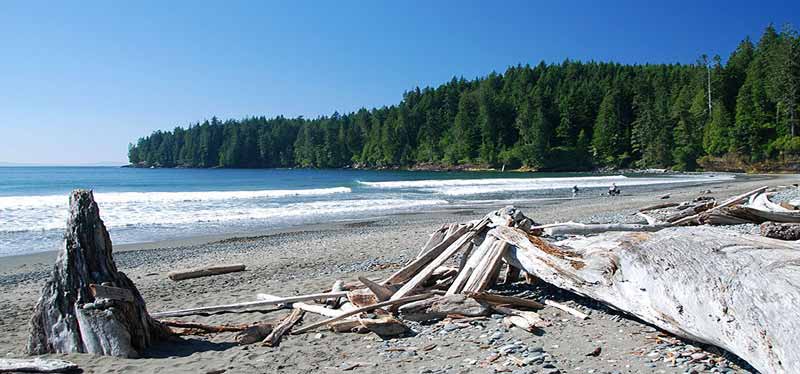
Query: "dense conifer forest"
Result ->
[[128, 25, 800, 171]]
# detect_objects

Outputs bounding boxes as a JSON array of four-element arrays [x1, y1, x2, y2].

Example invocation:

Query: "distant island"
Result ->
[[128, 25, 799, 173]]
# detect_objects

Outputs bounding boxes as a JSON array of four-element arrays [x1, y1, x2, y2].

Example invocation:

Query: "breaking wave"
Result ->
[[359, 174, 734, 196]]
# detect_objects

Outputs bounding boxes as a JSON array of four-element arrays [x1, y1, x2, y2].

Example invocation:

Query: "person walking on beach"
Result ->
[[572, 185, 579, 198]]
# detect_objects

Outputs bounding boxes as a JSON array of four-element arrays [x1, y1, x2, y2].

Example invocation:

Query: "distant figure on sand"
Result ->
[[572, 185, 579, 198], [608, 183, 620, 196]]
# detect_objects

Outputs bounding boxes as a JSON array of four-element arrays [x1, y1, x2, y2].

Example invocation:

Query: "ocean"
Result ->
[[0, 167, 734, 257]]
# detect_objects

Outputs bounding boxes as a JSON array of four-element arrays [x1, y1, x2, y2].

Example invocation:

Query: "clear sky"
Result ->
[[1, 1, 797, 164]]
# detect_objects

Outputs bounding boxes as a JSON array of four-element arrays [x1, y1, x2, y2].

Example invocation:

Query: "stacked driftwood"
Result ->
[[538, 185, 800, 239], [150, 207, 559, 345]]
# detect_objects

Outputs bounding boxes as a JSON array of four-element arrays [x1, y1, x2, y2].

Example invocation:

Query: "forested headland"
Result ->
[[128, 25, 800, 172]]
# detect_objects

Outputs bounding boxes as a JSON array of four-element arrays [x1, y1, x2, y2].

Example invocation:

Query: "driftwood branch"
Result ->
[[262, 308, 304, 347], [168, 264, 246, 281], [0, 358, 80, 373], [151, 291, 348, 318], [292, 294, 433, 334]]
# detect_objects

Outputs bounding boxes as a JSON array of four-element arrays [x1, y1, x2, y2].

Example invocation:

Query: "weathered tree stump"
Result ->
[[761, 221, 800, 240], [27, 190, 170, 357]]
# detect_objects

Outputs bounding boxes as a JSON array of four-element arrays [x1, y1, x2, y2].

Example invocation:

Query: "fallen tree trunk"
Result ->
[[168, 264, 246, 281], [27, 190, 170, 357], [494, 225, 800, 373]]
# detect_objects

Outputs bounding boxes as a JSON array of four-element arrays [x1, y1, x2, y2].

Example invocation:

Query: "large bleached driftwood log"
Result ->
[[27, 190, 170, 358], [494, 225, 800, 374]]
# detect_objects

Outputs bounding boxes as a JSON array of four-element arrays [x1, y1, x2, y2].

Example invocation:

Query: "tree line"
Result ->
[[128, 25, 800, 171]]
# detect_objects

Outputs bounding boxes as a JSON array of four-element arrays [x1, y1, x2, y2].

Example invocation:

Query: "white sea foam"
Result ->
[[359, 174, 734, 196], [0, 187, 352, 210], [0, 195, 445, 234], [0, 187, 354, 233]]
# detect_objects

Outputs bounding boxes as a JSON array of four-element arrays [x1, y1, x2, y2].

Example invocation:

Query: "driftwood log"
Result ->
[[494, 224, 800, 373], [760, 222, 800, 240], [168, 264, 246, 281], [27, 190, 169, 357], [0, 358, 80, 373]]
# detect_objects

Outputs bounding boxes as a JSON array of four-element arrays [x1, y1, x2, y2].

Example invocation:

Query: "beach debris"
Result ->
[[143, 192, 800, 371], [638, 202, 679, 212], [167, 264, 246, 281], [235, 323, 275, 345], [535, 221, 671, 236], [357, 315, 410, 338], [760, 222, 800, 240], [150, 291, 348, 318], [544, 300, 589, 320], [27, 190, 170, 358], [292, 294, 432, 334], [326, 280, 345, 307], [159, 320, 259, 334], [586, 347, 602, 357], [262, 308, 304, 347], [0, 358, 80, 373]]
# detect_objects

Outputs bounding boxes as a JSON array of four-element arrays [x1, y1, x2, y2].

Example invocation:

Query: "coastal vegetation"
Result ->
[[128, 25, 800, 171]]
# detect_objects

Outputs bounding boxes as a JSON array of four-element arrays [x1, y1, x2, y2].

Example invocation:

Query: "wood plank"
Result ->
[[390, 227, 480, 301], [255, 294, 347, 318], [464, 241, 508, 293], [446, 236, 496, 295], [381, 224, 470, 285], [544, 299, 589, 320], [467, 292, 545, 309], [292, 293, 433, 334], [358, 276, 395, 301]]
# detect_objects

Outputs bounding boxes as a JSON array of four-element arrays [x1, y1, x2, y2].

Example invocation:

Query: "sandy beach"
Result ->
[[1, 174, 796, 374]]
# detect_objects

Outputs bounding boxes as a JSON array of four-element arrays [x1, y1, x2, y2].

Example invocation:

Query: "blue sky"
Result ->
[[1, 1, 797, 164]]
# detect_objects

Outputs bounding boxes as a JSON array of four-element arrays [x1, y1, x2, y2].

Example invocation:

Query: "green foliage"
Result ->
[[128, 26, 799, 171]]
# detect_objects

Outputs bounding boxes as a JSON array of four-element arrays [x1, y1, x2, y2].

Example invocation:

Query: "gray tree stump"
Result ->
[[26, 190, 170, 357]]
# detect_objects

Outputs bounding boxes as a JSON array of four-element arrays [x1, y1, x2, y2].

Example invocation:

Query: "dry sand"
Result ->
[[0, 174, 795, 374]]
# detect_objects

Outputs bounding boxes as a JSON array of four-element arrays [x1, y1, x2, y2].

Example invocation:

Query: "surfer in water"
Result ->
[[572, 185, 579, 198]]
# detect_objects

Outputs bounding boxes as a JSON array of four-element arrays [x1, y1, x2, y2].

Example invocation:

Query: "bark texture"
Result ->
[[26, 190, 170, 357]]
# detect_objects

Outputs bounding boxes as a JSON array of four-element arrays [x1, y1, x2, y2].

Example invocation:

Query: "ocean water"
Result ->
[[0, 167, 734, 257]]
